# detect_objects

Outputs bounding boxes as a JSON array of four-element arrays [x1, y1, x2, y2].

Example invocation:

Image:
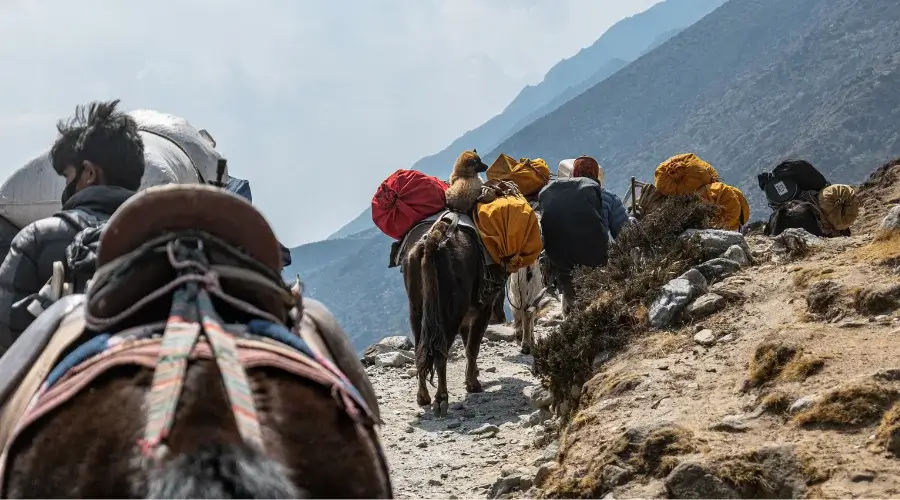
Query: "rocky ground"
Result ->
[[364, 308, 563, 499]]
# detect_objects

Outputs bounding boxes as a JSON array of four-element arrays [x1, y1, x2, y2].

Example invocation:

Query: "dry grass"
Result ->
[[853, 233, 900, 264], [582, 371, 643, 407], [747, 341, 824, 389], [794, 383, 900, 428], [759, 390, 795, 415], [874, 403, 900, 457], [853, 284, 900, 316], [533, 195, 716, 414], [541, 423, 697, 498]]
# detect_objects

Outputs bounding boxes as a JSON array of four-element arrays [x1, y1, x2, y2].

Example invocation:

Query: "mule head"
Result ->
[[453, 150, 489, 177]]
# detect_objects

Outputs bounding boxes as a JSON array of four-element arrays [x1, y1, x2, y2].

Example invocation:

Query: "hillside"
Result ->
[[488, 0, 900, 217], [368, 160, 900, 498], [327, 0, 727, 241]]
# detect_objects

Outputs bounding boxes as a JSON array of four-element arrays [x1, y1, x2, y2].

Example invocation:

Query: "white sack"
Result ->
[[557, 159, 574, 179], [0, 109, 225, 228]]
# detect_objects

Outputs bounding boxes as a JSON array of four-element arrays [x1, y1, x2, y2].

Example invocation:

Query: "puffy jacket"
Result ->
[[538, 177, 608, 273], [0, 186, 134, 349], [601, 189, 629, 240]]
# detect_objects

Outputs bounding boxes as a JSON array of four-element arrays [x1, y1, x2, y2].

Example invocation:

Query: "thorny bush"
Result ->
[[533, 195, 717, 417]]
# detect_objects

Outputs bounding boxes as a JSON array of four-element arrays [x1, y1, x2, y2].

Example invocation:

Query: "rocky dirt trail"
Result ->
[[364, 303, 563, 499]]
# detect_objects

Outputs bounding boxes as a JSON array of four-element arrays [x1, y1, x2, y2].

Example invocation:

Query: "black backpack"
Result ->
[[758, 160, 829, 205], [54, 209, 107, 294]]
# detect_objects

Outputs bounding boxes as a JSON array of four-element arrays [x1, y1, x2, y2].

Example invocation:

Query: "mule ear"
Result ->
[[473, 148, 478, 154]]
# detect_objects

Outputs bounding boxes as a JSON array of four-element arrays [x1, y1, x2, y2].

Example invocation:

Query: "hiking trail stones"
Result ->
[[362, 335, 414, 365], [686, 294, 727, 320], [875, 205, 900, 241], [681, 229, 752, 261]]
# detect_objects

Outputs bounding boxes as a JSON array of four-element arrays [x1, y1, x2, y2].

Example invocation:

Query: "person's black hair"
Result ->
[[50, 99, 145, 190]]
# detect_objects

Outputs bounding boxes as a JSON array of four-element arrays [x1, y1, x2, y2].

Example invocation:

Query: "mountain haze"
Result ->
[[327, 0, 728, 241]]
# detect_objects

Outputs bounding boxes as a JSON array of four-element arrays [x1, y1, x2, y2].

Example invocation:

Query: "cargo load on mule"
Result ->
[[473, 179, 542, 274], [757, 160, 859, 237], [487, 154, 551, 201], [0, 185, 392, 498], [371, 169, 449, 240], [627, 153, 749, 230], [557, 158, 605, 185]]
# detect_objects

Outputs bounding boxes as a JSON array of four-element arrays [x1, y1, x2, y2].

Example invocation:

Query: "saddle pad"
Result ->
[[390, 210, 495, 268], [0, 296, 86, 451]]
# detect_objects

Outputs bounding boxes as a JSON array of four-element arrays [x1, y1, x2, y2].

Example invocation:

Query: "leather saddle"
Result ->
[[0, 185, 381, 449]]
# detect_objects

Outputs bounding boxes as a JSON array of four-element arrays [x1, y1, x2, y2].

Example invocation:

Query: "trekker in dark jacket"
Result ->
[[538, 156, 627, 317], [0, 99, 144, 349]]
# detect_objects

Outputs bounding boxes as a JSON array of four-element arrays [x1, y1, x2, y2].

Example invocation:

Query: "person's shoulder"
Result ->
[[19, 214, 80, 244]]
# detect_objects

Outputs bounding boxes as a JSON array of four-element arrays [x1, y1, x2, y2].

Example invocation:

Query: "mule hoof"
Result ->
[[521, 344, 531, 355], [466, 380, 483, 393], [418, 393, 432, 407], [433, 399, 449, 418]]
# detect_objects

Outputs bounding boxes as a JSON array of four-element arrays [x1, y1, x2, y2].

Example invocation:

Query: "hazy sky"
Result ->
[[0, 0, 658, 246]]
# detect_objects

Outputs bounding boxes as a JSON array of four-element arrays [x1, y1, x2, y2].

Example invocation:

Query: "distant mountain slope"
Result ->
[[327, 0, 727, 241], [488, 0, 900, 215], [282, 228, 377, 278]]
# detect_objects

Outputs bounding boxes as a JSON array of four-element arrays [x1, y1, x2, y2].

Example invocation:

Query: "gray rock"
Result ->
[[592, 351, 611, 369], [361, 335, 414, 365], [428, 478, 443, 486], [374, 351, 413, 368], [850, 471, 876, 482], [686, 294, 727, 319], [470, 424, 500, 436], [524, 385, 555, 409], [681, 229, 751, 261], [710, 414, 751, 432], [788, 395, 819, 414], [723, 245, 751, 267], [679, 268, 709, 294], [602, 464, 632, 487], [649, 277, 703, 328], [484, 324, 517, 342], [772, 228, 821, 262], [693, 329, 717, 347], [694, 258, 742, 283], [666, 462, 740, 499], [709, 279, 747, 302], [534, 462, 559, 486], [490, 474, 524, 498], [876, 205, 900, 239]]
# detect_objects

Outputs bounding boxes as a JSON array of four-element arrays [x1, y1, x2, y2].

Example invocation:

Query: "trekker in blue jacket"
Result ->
[[537, 156, 628, 316]]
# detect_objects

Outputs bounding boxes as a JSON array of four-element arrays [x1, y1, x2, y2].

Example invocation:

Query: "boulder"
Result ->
[[666, 462, 740, 499], [681, 229, 751, 261], [772, 228, 821, 262], [694, 258, 742, 283], [875, 205, 900, 241], [374, 351, 413, 368], [524, 385, 554, 409], [722, 245, 751, 267], [649, 277, 704, 328], [686, 294, 727, 320], [485, 324, 517, 342], [679, 268, 709, 294], [362, 335, 414, 365]]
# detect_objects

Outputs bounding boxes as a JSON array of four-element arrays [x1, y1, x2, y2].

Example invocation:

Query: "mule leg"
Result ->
[[411, 308, 431, 407], [513, 308, 524, 343], [521, 309, 535, 355], [432, 353, 450, 418], [465, 306, 492, 394]]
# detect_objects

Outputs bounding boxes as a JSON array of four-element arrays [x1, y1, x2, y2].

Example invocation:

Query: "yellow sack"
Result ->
[[655, 153, 719, 196], [698, 182, 742, 231], [474, 190, 542, 273], [818, 184, 859, 230], [487, 154, 551, 196], [727, 185, 751, 225]]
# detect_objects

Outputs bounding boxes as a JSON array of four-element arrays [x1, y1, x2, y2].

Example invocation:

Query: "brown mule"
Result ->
[[401, 211, 504, 417], [0, 185, 392, 498]]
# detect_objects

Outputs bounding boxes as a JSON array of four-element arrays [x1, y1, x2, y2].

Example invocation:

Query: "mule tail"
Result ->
[[419, 218, 456, 383], [146, 444, 304, 499]]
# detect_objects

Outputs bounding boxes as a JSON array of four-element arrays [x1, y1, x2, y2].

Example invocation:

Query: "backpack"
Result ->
[[772, 160, 828, 193], [372, 169, 449, 240], [24, 209, 106, 318]]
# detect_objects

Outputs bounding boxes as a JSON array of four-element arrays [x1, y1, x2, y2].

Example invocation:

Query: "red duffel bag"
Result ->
[[372, 169, 449, 240]]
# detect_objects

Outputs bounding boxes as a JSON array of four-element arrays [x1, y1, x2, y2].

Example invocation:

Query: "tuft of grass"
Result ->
[[747, 341, 824, 388], [794, 383, 900, 428], [759, 390, 795, 415], [533, 195, 716, 413], [853, 284, 900, 316], [875, 403, 900, 457]]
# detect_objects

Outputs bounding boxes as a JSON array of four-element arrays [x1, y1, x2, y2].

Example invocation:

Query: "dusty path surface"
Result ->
[[366, 304, 562, 499]]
